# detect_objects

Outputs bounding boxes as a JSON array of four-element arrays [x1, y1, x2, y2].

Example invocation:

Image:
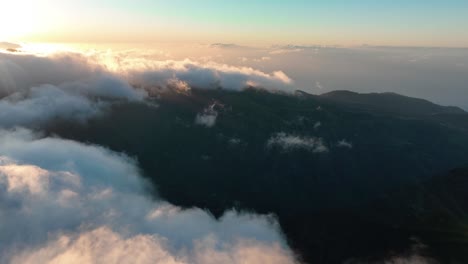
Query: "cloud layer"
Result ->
[[0, 50, 293, 127], [123, 59, 293, 92], [0, 52, 148, 127], [267, 132, 329, 153], [0, 49, 298, 264], [0, 129, 297, 264]]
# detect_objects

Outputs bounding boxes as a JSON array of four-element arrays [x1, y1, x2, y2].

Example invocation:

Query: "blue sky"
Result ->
[[3, 0, 468, 46]]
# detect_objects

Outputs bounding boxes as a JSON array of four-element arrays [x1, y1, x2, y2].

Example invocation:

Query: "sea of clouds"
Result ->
[[0, 43, 445, 263], [0, 45, 298, 264]]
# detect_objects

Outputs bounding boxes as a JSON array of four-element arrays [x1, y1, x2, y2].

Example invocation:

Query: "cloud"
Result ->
[[0, 129, 297, 264], [0, 52, 100, 96], [267, 132, 329, 153], [195, 103, 220, 128], [253, 56, 272, 62], [195, 113, 217, 127], [10, 227, 183, 264], [0, 50, 293, 97], [228, 138, 242, 145], [125, 59, 293, 92], [314, 121, 322, 130], [0, 49, 297, 263], [0, 42, 21, 49], [268, 45, 322, 55], [0, 85, 104, 127], [0, 42, 22, 52], [270, 49, 304, 55], [12, 227, 295, 264], [337, 139, 353, 149], [167, 78, 192, 94], [0, 52, 148, 127], [0, 48, 296, 151], [315, 81, 324, 90], [210, 43, 246, 49], [0, 52, 146, 99], [84, 48, 293, 92], [0, 76, 147, 128]]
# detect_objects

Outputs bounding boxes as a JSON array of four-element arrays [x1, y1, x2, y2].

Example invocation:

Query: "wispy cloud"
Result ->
[[315, 81, 324, 90], [195, 102, 223, 128], [337, 139, 353, 149], [267, 132, 329, 153], [269, 48, 303, 55]]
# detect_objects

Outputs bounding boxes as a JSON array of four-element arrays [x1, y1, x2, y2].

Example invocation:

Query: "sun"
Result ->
[[0, 1, 41, 41]]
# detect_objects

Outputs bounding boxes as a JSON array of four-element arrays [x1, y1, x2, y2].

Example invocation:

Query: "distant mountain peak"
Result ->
[[319, 90, 466, 116]]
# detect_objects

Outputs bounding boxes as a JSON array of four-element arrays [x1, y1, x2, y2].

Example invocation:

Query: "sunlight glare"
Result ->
[[0, 1, 41, 40]]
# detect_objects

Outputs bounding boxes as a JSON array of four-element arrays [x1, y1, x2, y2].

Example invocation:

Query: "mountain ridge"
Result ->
[[44, 87, 468, 264], [319, 90, 466, 115]]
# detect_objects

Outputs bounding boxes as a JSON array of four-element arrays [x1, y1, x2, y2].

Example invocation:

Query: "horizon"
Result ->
[[2, 1, 468, 47], [5, 40, 468, 49], [3, 39, 467, 110]]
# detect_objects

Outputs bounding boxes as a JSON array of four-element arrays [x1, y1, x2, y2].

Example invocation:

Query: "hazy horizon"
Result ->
[[2, 1, 468, 47], [2, 40, 467, 110]]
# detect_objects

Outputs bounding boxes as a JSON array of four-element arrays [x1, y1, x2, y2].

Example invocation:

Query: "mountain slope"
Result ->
[[320, 90, 466, 116], [45, 88, 468, 263]]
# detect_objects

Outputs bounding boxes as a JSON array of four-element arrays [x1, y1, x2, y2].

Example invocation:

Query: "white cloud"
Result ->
[[10, 227, 182, 264], [167, 78, 191, 94], [12, 227, 295, 264], [125, 59, 293, 92], [0, 52, 148, 127], [228, 138, 242, 145], [314, 121, 322, 130], [0, 51, 293, 128], [83, 49, 293, 92], [0, 50, 293, 98], [0, 48, 296, 264], [315, 81, 324, 90], [195, 102, 221, 128], [0, 85, 104, 127], [210, 43, 245, 49], [337, 139, 353, 149], [0, 52, 100, 95], [267, 132, 329, 153], [253, 56, 272, 62], [195, 113, 217, 127], [0, 129, 297, 264], [269, 49, 303, 55]]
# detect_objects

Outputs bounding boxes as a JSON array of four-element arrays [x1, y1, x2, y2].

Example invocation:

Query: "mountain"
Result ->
[[320, 90, 468, 131], [395, 167, 468, 263], [320, 90, 466, 116], [45, 88, 468, 263]]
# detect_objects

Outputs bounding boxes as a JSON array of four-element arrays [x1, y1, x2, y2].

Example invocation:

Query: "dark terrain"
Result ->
[[46, 88, 468, 263]]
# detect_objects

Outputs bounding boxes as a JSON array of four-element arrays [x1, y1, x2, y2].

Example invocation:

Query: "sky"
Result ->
[[2, 0, 468, 47]]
